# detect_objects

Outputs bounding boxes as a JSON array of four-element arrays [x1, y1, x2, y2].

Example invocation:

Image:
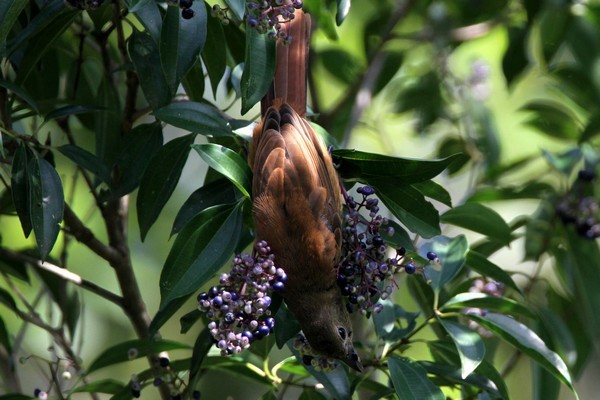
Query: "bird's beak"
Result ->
[[343, 350, 363, 372]]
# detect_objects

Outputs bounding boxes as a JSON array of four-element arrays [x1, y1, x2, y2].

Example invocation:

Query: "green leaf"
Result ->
[[375, 183, 441, 238], [224, 0, 245, 21], [153, 101, 233, 136], [441, 203, 512, 245], [441, 293, 534, 318], [201, 1, 227, 96], [86, 339, 190, 375], [189, 327, 214, 390], [465, 312, 577, 397], [70, 379, 125, 395], [538, 6, 572, 65], [0, 1, 29, 54], [192, 144, 252, 198], [0, 256, 28, 283], [502, 27, 528, 85], [438, 319, 483, 378], [465, 251, 521, 294], [94, 79, 122, 166], [158, 202, 244, 312], [129, 29, 171, 109], [108, 122, 164, 199], [541, 148, 582, 176], [384, 220, 414, 251], [0, 79, 40, 114], [10, 144, 34, 237], [57, 144, 112, 183], [179, 309, 202, 334], [426, 235, 468, 294], [171, 178, 238, 236], [137, 134, 194, 240], [321, 48, 363, 85], [44, 104, 104, 122], [524, 199, 555, 261], [373, 300, 419, 342], [130, 0, 162, 43], [388, 357, 445, 400], [241, 25, 276, 114], [274, 303, 301, 349], [420, 361, 504, 399], [28, 158, 64, 260], [287, 341, 352, 400], [160, 2, 207, 94], [523, 101, 581, 141], [468, 183, 554, 202], [412, 180, 453, 207], [333, 150, 463, 184], [181, 58, 206, 101]]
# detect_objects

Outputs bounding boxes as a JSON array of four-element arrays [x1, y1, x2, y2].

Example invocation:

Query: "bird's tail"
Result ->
[[260, 9, 311, 118]]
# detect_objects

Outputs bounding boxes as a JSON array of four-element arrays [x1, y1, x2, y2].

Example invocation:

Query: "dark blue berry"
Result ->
[[230, 292, 239, 301], [349, 294, 358, 304], [197, 292, 208, 302], [208, 286, 218, 298], [426, 251, 438, 261], [265, 317, 275, 328], [404, 263, 416, 274], [34, 389, 41, 397], [182, 8, 194, 19], [179, 0, 193, 8], [212, 296, 223, 308], [249, 18, 258, 28], [397, 247, 406, 256], [153, 377, 163, 386], [372, 235, 384, 247], [131, 389, 141, 398], [258, 324, 270, 336], [159, 357, 170, 367], [341, 284, 353, 296], [578, 169, 596, 182], [273, 281, 285, 291], [242, 330, 254, 340]]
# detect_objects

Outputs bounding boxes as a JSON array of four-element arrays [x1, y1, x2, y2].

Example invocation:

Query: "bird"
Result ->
[[249, 8, 362, 372]]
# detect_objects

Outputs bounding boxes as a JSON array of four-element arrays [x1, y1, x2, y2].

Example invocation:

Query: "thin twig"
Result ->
[[0, 248, 123, 306]]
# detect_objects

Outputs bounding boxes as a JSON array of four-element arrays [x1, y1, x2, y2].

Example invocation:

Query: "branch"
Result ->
[[0, 247, 123, 307]]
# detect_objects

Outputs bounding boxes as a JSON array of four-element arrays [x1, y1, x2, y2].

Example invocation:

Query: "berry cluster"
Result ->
[[197, 241, 286, 355], [337, 186, 426, 315], [293, 333, 337, 372], [64, 0, 104, 9], [167, 0, 196, 20], [211, 5, 232, 26], [556, 169, 599, 239], [465, 278, 505, 337], [128, 355, 201, 399], [245, 0, 304, 44]]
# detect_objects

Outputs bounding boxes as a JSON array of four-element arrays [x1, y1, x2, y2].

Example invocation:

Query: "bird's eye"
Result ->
[[337, 327, 346, 340]]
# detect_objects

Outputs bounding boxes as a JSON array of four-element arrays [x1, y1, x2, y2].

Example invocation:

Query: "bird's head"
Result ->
[[292, 291, 363, 372]]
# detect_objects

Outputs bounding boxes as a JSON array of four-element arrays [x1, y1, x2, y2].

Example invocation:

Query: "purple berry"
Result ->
[[426, 251, 438, 261], [182, 8, 195, 19]]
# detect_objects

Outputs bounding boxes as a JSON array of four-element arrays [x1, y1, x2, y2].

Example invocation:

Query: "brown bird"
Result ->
[[249, 9, 362, 371]]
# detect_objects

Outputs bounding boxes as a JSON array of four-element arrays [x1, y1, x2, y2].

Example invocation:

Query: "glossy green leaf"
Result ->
[[129, 29, 171, 109], [192, 144, 252, 198], [153, 101, 233, 136], [441, 203, 512, 245], [160, 2, 206, 94], [137, 134, 194, 241], [388, 357, 445, 400], [426, 235, 468, 294], [57, 144, 112, 183], [189, 327, 213, 390], [182, 58, 206, 102], [420, 361, 503, 399], [523, 101, 581, 140], [241, 25, 276, 114], [225, 0, 245, 21], [202, 1, 227, 96], [130, 0, 162, 43], [441, 293, 534, 318], [333, 150, 463, 184], [28, 158, 64, 260], [70, 379, 125, 395], [374, 183, 440, 238], [108, 121, 164, 199], [94, 79, 122, 166], [171, 178, 238, 236], [179, 309, 202, 334], [10, 144, 34, 237], [86, 339, 190, 375], [465, 312, 577, 396], [158, 202, 243, 311], [438, 319, 482, 378], [373, 300, 419, 342], [465, 251, 521, 294]]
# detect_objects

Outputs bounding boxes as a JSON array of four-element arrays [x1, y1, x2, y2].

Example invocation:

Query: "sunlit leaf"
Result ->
[[441, 293, 534, 318], [465, 312, 577, 397], [425, 235, 468, 293], [388, 357, 444, 400], [438, 319, 484, 378], [192, 144, 252, 198]]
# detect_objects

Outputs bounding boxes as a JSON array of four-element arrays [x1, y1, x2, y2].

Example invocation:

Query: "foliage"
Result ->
[[0, 0, 599, 399]]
